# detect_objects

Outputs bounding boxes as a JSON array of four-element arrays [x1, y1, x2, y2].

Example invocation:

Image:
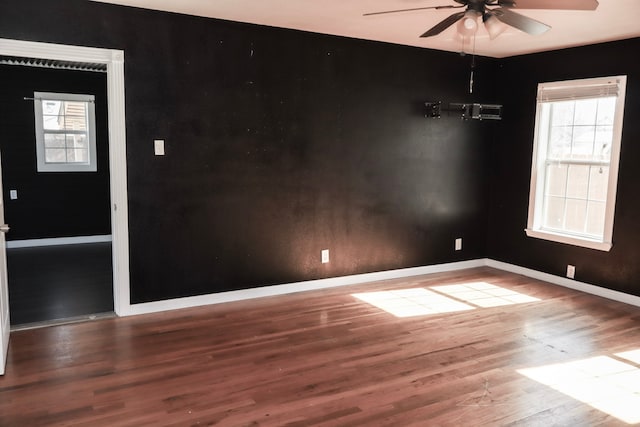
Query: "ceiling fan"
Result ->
[[364, 0, 599, 40]]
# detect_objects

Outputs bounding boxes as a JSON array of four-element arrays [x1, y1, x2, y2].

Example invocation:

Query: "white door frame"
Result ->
[[0, 38, 131, 316], [0, 151, 10, 374]]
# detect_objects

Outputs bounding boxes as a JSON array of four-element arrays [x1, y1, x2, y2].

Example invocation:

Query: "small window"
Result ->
[[34, 92, 97, 172], [526, 76, 627, 251]]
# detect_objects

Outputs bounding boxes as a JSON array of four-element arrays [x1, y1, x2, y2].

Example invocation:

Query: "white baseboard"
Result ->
[[121, 259, 486, 316], [119, 257, 640, 317], [485, 259, 640, 308], [6, 235, 112, 249]]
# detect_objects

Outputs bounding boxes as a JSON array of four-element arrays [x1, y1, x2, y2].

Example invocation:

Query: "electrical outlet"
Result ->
[[455, 238, 462, 251], [567, 265, 575, 279], [321, 249, 329, 264], [9, 190, 17, 200]]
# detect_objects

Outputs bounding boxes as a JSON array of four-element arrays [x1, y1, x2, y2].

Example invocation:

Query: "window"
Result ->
[[526, 76, 627, 251], [34, 92, 97, 172]]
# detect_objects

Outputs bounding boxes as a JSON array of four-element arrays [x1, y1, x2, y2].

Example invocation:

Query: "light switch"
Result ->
[[9, 190, 17, 200], [154, 139, 165, 156], [455, 238, 462, 251]]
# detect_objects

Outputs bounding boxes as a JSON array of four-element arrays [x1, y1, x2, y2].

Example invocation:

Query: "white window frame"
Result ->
[[34, 91, 97, 172], [526, 75, 627, 252]]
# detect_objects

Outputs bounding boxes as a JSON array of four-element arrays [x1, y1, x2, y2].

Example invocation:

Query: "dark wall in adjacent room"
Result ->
[[0, 0, 498, 303], [488, 38, 640, 297], [0, 64, 111, 240]]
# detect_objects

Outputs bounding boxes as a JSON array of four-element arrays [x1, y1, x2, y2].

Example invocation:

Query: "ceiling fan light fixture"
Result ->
[[483, 12, 507, 40], [457, 10, 480, 37]]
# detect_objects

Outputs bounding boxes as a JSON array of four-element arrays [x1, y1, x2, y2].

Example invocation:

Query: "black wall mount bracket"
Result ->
[[425, 102, 502, 120]]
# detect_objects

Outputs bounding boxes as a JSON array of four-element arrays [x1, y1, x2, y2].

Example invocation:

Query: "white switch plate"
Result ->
[[9, 190, 17, 200], [321, 249, 329, 264], [455, 238, 462, 251], [154, 139, 165, 156]]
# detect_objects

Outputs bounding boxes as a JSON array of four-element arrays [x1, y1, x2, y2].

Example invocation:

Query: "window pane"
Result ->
[[565, 199, 587, 233], [44, 133, 66, 148], [550, 101, 575, 126], [43, 114, 64, 130], [574, 99, 598, 125], [63, 101, 88, 131], [545, 164, 568, 197], [586, 201, 606, 236], [66, 148, 88, 163], [45, 148, 67, 163], [42, 100, 62, 115], [594, 126, 613, 161], [64, 101, 87, 114], [571, 126, 595, 159], [548, 126, 573, 159], [588, 166, 609, 202], [566, 165, 589, 199], [66, 134, 88, 149], [596, 97, 616, 125], [543, 196, 565, 229]]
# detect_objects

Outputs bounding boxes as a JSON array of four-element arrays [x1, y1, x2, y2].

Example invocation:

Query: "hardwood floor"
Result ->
[[1, 267, 640, 426], [7, 242, 113, 326]]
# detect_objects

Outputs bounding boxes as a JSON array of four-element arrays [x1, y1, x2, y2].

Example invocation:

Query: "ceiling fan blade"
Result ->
[[493, 8, 551, 35], [363, 5, 462, 17], [420, 11, 466, 37], [501, 0, 598, 10]]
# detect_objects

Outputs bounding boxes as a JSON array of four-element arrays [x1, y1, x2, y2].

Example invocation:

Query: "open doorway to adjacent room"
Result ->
[[0, 60, 113, 327]]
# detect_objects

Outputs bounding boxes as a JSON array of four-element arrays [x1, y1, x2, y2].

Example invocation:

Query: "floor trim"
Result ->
[[121, 259, 485, 316], [7, 235, 112, 249], [10, 312, 116, 331], [485, 259, 640, 308], [121, 258, 640, 317]]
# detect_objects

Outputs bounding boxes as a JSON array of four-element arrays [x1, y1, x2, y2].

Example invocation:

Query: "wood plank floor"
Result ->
[[1, 267, 640, 426]]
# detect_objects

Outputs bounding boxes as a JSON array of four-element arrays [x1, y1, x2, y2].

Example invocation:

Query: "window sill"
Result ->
[[525, 228, 613, 252]]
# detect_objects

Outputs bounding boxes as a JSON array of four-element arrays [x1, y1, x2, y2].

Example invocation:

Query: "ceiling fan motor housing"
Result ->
[[466, 0, 488, 14]]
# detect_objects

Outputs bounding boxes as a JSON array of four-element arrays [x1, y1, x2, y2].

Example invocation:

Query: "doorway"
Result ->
[[0, 38, 131, 322], [0, 63, 113, 327]]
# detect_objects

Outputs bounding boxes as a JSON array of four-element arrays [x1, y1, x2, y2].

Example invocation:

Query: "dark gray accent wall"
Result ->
[[0, 0, 496, 303], [0, 64, 111, 240], [488, 38, 640, 298]]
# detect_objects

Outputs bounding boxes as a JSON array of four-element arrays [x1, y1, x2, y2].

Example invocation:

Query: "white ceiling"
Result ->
[[91, 0, 640, 58]]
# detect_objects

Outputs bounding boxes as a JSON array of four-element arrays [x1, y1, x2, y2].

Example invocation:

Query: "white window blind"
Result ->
[[537, 77, 621, 103]]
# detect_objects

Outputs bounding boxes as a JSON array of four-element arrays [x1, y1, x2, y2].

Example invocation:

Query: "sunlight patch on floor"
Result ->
[[352, 288, 474, 318], [518, 352, 640, 424], [617, 349, 640, 365], [431, 282, 540, 307], [352, 282, 539, 318]]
